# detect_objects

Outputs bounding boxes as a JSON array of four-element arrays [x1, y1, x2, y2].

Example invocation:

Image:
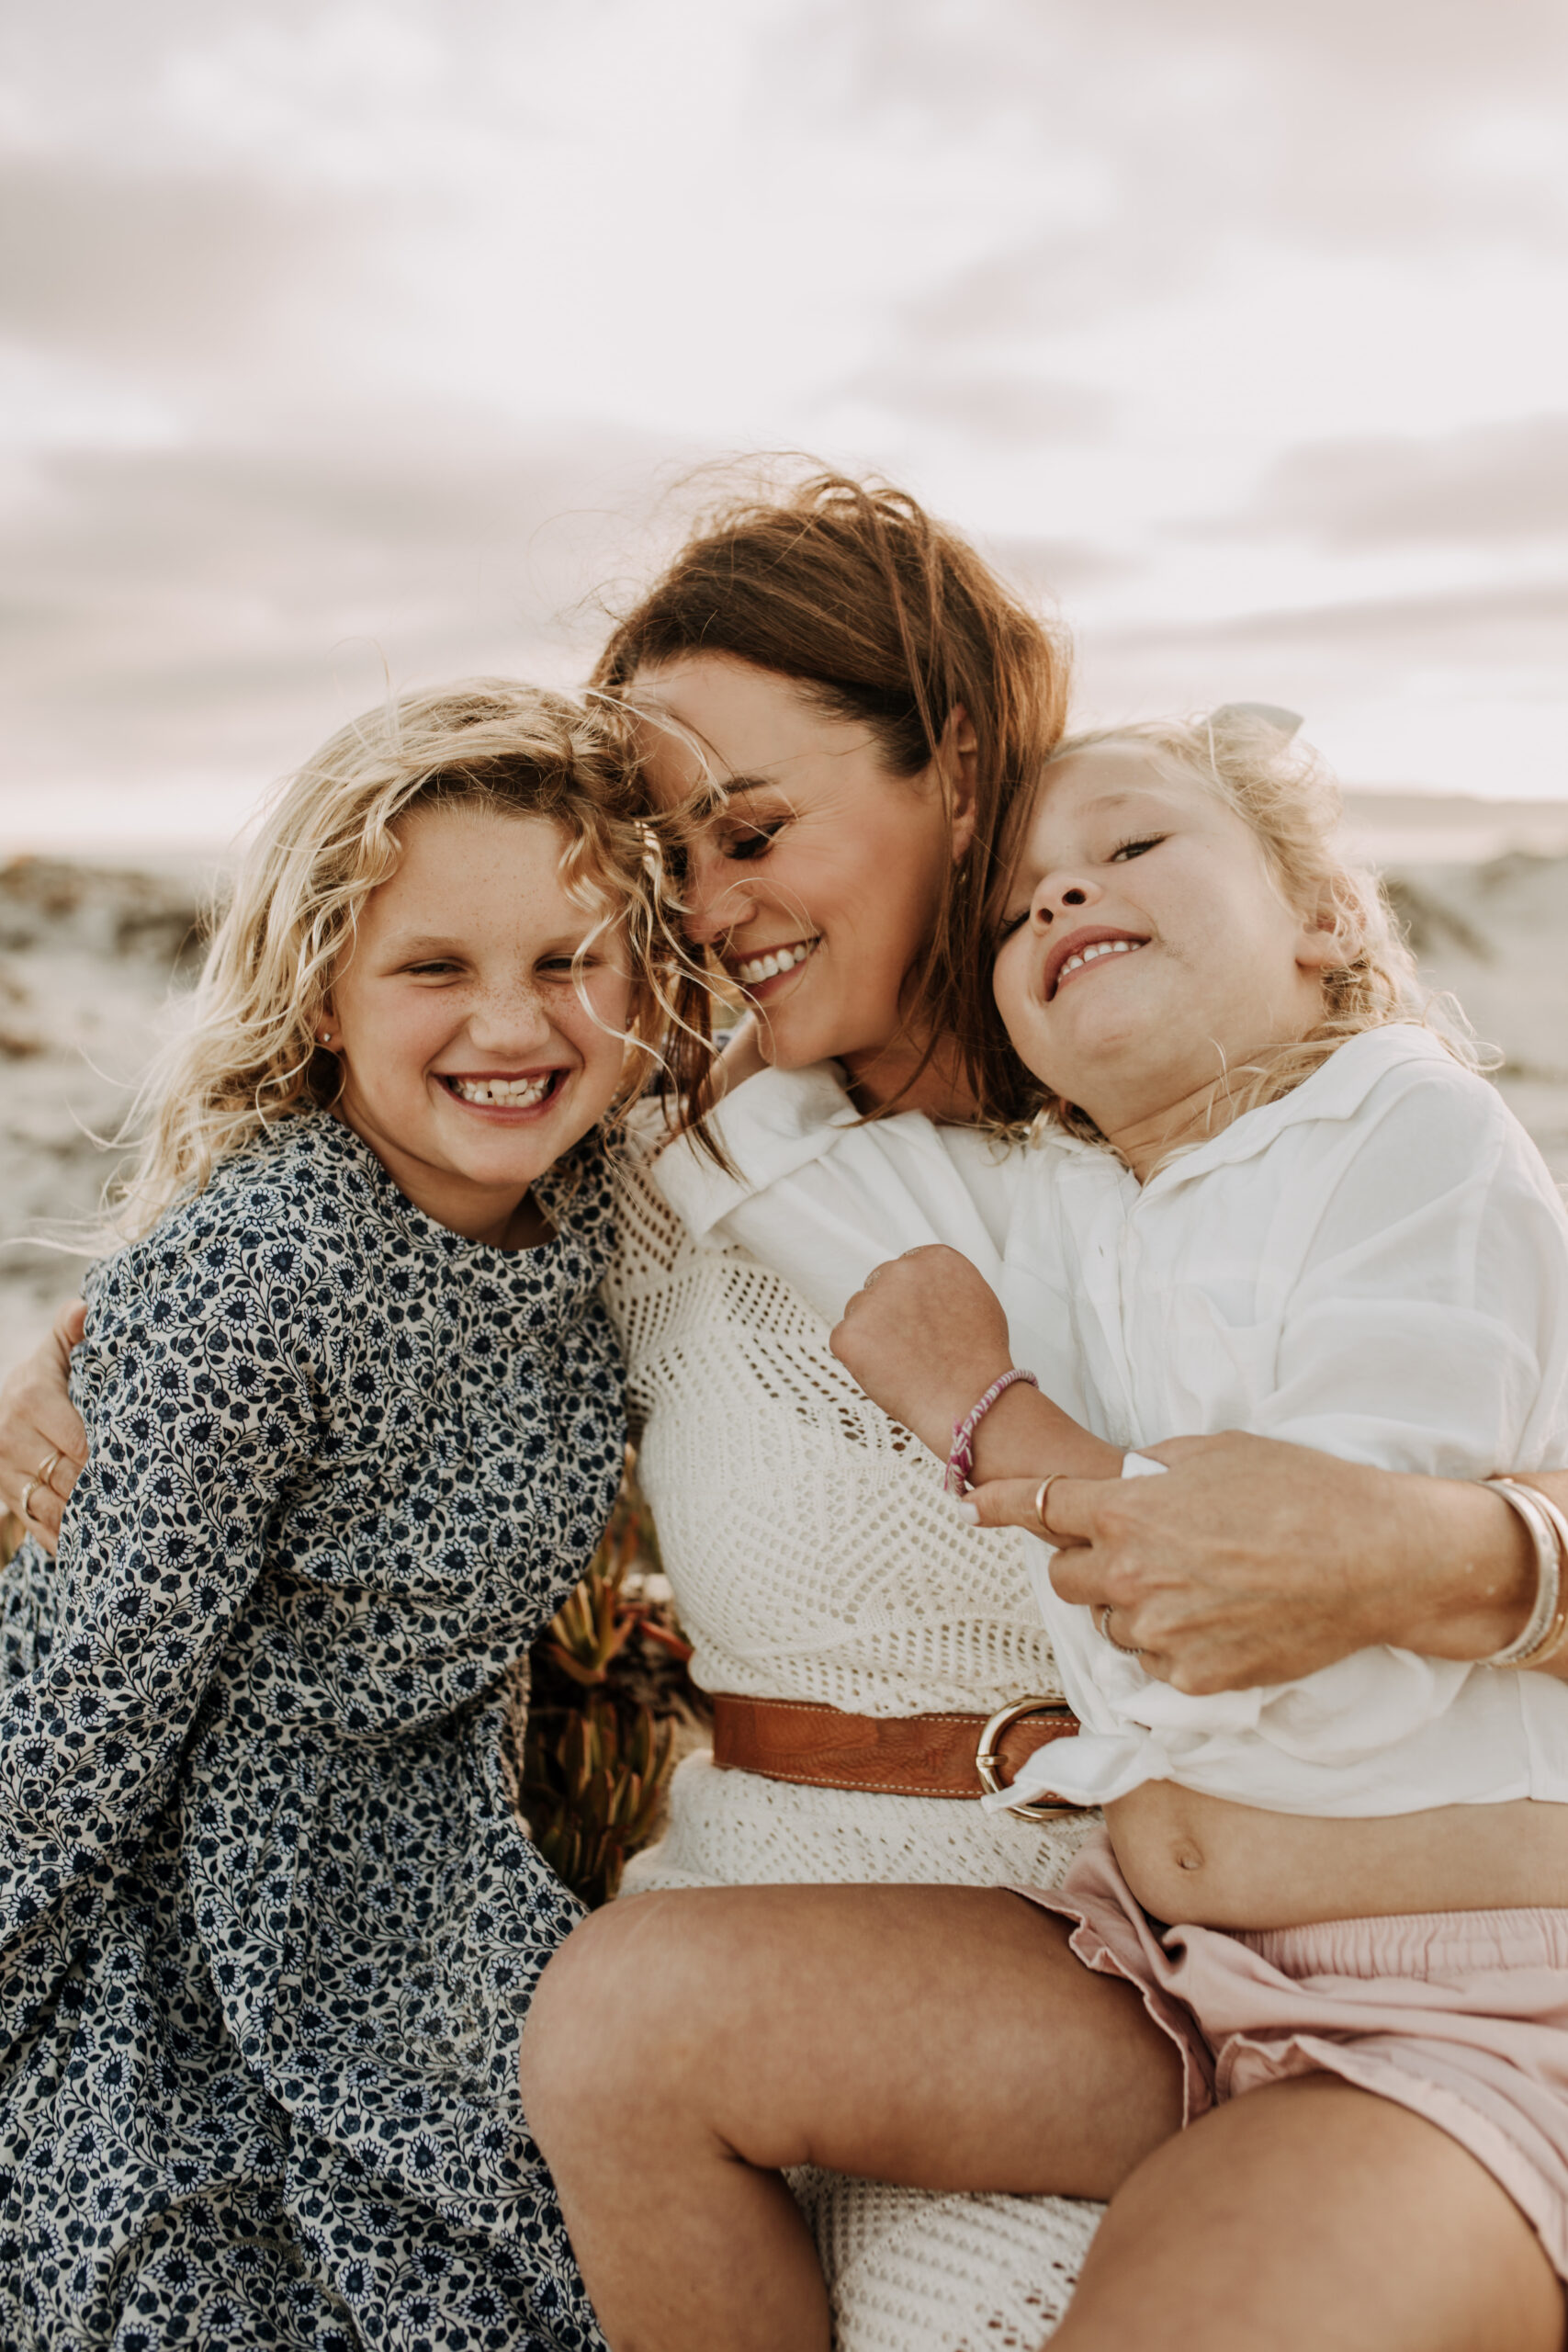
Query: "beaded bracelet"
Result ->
[[1482, 1478, 1568, 1668], [944, 1369, 1040, 1495]]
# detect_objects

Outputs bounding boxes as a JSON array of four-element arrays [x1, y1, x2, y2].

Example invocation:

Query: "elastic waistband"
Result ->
[[1240, 1907, 1568, 1980]]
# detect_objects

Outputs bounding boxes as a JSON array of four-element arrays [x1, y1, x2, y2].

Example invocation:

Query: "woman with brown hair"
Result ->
[[6, 469, 1567, 2350], [588, 474, 1132, 2341], [530, 470, 1568, 2351]]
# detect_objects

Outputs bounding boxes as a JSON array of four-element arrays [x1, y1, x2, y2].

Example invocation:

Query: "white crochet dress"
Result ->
[[601, 1143, 1103, 2352]]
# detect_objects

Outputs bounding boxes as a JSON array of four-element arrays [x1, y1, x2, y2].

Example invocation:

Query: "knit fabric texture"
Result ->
[[604, 1150, 1104, 2347]]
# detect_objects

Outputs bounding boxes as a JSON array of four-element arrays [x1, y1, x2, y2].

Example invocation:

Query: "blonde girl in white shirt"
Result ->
[[824, 707, 1568, 2332]]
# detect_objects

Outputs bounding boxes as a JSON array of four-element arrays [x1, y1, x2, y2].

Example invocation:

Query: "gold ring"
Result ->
[[35, 1448, 62, 1493], [17, 1477, 39, 1523], [1034, 1473, 1066, 1535], [1099, 1602, 1141, 1657]]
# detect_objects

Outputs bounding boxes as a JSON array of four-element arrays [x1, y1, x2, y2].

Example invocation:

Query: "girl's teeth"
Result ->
[[1060, 940, 1142, 983], [449, 1075, 552, 1107], [736, 940, 816, 986]]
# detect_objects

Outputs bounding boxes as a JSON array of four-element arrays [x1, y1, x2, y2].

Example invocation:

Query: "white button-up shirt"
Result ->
[[655, 1024, 1568, 1817]]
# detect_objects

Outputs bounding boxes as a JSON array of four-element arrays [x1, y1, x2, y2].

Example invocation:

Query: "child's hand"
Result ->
[[830, 1245, 1013, 1458], [954, 1476, 1069, 1535]]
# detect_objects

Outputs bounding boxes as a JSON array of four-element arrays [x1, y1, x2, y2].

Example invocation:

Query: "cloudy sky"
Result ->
[[3, 0, 1566, 850]]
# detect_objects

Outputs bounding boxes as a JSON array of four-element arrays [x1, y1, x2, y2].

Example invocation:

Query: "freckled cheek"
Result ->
[[357, 1000, 450, 1081]]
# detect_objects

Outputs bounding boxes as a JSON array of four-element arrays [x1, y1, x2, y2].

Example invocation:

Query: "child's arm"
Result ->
[[829, 1244, 1123, 1483], [0, 1250, 314, 1957]]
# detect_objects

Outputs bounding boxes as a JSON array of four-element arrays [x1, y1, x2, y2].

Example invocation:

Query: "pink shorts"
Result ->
[[1019, 1830, 1568, 2282]]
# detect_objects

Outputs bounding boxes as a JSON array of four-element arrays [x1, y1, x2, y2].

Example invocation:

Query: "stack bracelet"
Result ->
[[1529, 1490, 1568, 1668], [944, 1369, 1040, 1495], [1482, 1477, 1568, 1668]]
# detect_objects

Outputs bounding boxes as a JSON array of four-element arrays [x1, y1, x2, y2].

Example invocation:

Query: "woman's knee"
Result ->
[[520, 1891, 750, 2132], [523, 1901, 651, 2120]]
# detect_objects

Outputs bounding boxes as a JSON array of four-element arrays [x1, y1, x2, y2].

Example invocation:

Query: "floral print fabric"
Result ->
[[0, 1114, 624, 2350]]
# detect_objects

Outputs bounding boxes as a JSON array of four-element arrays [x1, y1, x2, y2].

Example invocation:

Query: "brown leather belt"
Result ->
[[710, 1693, 1091, 1817]]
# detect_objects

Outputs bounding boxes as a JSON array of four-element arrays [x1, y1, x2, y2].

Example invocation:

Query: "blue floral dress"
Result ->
[[0, 1113, 623, 2351]]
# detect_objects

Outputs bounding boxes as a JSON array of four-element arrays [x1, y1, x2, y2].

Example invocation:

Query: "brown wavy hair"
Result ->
[[592, 467, 1070, 1137]]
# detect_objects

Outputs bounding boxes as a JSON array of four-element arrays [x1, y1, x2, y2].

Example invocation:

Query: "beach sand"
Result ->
[[3, 829, 1567, 1379], [2, 856, 207, 1376]]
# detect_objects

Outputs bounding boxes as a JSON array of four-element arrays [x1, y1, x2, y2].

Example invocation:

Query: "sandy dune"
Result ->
[[4, 830, 1567, 1378], [1, 857, 205, 1375]]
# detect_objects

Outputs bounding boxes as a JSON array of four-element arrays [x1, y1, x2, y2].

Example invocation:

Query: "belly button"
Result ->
[[1174, 1844, 1203, 1872]]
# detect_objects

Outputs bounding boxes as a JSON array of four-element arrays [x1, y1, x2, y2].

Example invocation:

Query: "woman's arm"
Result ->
[[11, 1164, 1567, 1701], [903, 1069, 1568, 1692], [9, 1295, 1561, 1690], [977, 1433, 1566, 1690], [835, 1264, 1562, 1690]]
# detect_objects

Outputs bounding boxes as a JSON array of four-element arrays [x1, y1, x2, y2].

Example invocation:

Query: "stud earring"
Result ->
[[319, 1031, 333, 1046]]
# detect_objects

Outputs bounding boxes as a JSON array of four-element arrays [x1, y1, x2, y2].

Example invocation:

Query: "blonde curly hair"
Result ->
[[114, 679, 682, 1235], [1034, 706, 1470, 1150]]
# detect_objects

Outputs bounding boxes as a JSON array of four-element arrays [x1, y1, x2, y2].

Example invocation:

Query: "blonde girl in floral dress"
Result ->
[[0, 684, 674, 2352]]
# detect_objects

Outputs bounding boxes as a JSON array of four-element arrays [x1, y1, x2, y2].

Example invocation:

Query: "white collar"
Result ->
[[1032, 1023, 1461, 1195]]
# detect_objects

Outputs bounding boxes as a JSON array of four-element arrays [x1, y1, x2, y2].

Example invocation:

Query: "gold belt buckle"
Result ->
[[975, 1698, 1082, 1819]]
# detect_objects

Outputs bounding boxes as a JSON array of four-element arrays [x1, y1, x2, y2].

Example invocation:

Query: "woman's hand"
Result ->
[[965, 1430, 1545, 1694], [1, 1300, 88, 1555], [830, 1245, 1012, 1458]]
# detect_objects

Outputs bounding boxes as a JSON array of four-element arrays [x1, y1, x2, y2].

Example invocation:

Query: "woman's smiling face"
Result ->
[[632, 654, 974, 1095], [992, 742, 1337, 1153]]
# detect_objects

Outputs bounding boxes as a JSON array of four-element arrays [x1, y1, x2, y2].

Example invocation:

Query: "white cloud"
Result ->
[[1224, 416, 1568, 547], [1, 0, 1565, 843]]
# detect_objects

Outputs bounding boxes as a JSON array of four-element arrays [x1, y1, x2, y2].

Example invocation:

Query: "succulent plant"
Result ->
[[512, 1452, 705, 1908]]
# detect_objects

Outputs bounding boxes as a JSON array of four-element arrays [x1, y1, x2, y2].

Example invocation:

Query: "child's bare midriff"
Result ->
[[1109, 1782, 1568, 1930]]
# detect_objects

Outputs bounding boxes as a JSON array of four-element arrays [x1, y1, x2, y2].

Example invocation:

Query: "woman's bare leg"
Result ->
[[520, 1883, 1182, 2352], [1052, 2073, 1564, 2352]]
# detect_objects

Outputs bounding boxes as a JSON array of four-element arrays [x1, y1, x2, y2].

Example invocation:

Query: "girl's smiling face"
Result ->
[[632, 653, 975, 1104], [324, 801, 633, 1246], [992, 743, 1341, 1171]]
